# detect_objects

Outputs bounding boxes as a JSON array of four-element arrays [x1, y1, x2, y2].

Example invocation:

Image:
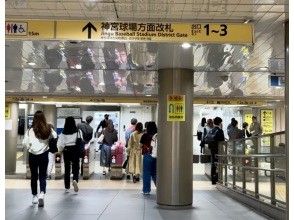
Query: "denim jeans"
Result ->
[[29, 151, 49, 195], [143, 154, 156, 193]]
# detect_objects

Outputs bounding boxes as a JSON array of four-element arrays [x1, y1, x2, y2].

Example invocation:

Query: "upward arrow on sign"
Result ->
[[82, 22, 97, 39]]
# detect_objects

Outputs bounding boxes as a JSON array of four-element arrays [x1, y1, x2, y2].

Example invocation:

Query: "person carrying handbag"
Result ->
[[22, 111, 57, 207], [57, 117, 84, 193]]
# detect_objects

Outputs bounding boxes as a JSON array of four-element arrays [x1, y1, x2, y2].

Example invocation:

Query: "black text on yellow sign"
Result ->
[[5, 20, 254, 44], [5, 104, 11, 119], [167, 95, 185, 122], [260, 109, 274, 147]]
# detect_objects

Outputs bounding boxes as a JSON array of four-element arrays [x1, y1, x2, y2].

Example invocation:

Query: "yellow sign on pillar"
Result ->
[[260, 109, 274, 146], [167, 95, 185, 122], [244, 113, 253, 125], [5, 103, 11, 119]]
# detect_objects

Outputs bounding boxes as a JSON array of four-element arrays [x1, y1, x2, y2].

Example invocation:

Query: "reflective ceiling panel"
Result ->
[[5, 0, 287, 100]]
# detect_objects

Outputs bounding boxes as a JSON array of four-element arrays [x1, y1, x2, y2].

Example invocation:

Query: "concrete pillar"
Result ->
[[28, 104, 43, 115], [284, 20, 289, 220], [43, 105, 57, 128], [156, 43, 194, 208], [5, 103, 19, 174], [157, 68, 194, 207]]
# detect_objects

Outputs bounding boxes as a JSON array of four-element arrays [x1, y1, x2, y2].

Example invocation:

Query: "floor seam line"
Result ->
[[97, 189, 122, 219], [49, 210, 63, 220]]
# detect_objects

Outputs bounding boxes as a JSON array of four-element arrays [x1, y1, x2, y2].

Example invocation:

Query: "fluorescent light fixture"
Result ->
[[260, 67, 268, 71], [27, 101, 141, 106], [99, 82, 105, 86], [244, 19, 251, 24], [145, 94, 152, 97], [182, 43, 191, 49], [42, 96, 47, 99], [28, 62, 36, 66], [75, 64, 82, 69]]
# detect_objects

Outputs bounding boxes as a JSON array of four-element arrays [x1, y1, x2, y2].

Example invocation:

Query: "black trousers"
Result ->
[[29, 151, 49, 195], [210, 148, 218, 184], [63, 146, 80, 189]]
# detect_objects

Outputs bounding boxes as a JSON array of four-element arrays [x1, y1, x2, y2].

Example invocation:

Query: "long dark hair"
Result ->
[[146, 121, 157, 136], [32, 111, 51, 140], [62, 117, 78, 135]]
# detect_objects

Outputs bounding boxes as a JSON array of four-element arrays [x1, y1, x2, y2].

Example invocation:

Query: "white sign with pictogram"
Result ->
[[5, 22, 27, 36]]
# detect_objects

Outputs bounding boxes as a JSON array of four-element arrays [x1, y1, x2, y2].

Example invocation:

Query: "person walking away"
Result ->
[[124, 118, 137, 179], [200, 118, 213, 154], [249, 116, 263, 149], [227, 118, 236, 138], [205, 117, 225, 185], [100, 121, 118, 175], [77, 116, 94, 176], [22, 111, 57, 206], [242, 122, 252, 138], [126, 122, 143, 183], [140, 121, 157, 195], [96, 114, 110, 135], [47, 123, 56, 180], [197, 118, 206, 153], [228, 119, 243, 141], [57, 117, 84, 193]]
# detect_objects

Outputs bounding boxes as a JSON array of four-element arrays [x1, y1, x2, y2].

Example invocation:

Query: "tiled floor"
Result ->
[[6, 178, 271, 220]]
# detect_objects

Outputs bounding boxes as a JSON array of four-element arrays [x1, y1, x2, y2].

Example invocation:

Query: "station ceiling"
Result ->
[[5, 0, 288, 101]]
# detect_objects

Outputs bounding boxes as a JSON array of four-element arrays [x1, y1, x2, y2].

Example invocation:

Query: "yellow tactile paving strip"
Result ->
[[5, 179, 215, 191]]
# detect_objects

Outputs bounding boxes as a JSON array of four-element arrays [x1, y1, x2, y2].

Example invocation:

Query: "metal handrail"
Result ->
[[216, 162, 286, 172], [217, 154, 286, 158], [217, 131, 286, 210], [225, 131, 285, 143]]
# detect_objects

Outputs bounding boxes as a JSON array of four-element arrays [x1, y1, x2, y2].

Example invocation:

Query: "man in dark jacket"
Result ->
[[208, 117, 225, 185], [77, 116, 93, 176], [96, 114, 109, 135]]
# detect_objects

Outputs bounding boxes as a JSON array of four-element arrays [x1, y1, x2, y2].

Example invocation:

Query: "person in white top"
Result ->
[[57, 117, 83, 193], [22, 111, 57, 207]]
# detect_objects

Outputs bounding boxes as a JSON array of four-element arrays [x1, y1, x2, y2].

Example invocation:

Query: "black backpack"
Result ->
[[204, 127, 219, 144]]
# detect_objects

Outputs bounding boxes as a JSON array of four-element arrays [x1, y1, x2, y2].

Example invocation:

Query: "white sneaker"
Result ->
[[32, 195, 38, 204], [72, 180, 79, 192], [38, 192, 45, 207], [65, 189, 70, 193]]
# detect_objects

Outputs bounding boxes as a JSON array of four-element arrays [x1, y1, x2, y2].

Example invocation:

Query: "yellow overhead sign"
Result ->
[[6, 20, 254, 44], [167, 95, 185, 122], [5, 20, 55, 39], [194, 99, 265, 106]]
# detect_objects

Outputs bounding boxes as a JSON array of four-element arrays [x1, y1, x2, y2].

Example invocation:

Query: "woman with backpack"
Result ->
[[23, 111, 57, 206], [140, 121, 157, 195], [57, 117, 84, 193]]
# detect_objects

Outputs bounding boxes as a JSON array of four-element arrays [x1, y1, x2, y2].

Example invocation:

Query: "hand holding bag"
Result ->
[[76, 131, 85, 158], [48, 133, 58, 153], [97, 132, 105, 144]]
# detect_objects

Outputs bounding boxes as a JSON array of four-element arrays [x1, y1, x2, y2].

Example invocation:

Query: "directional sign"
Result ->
[[244, 113, 253, 125], [6, 20, 254, 44], [167, 95, 185, 122], [82, 22, 97, 39]]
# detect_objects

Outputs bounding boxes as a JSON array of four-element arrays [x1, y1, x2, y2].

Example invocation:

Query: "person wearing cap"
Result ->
[[96, 114, 110, 135], [77, 116, 94, 176]]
